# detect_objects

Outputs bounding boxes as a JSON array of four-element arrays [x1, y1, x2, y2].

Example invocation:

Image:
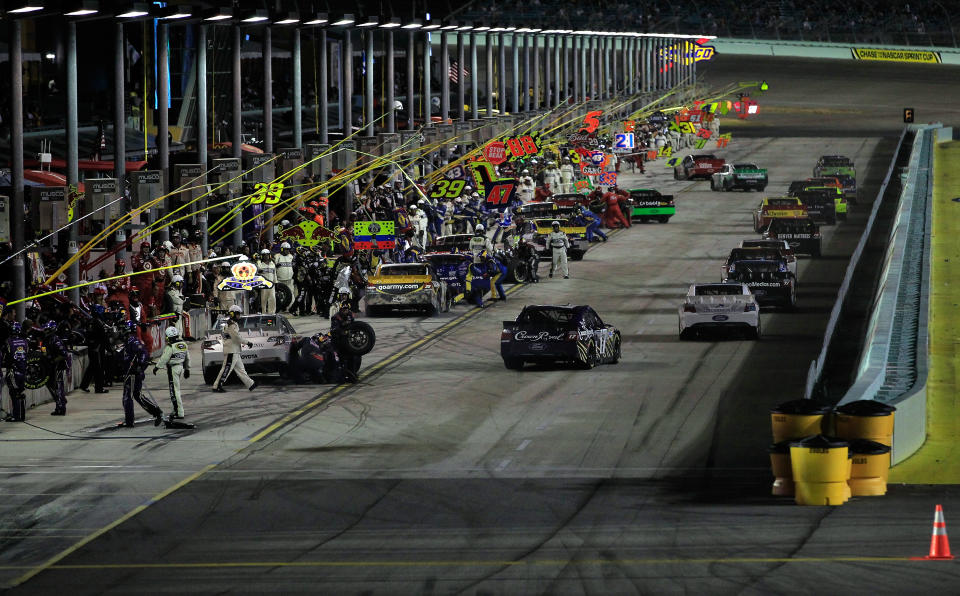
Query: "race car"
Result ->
[[679, 283, 760, 340], [753, 197, 807, 233], [364, 262, 450, 315], [421, 252, 472, 302], [627, 188, 675, 223], [835, 174, 858, 204], [501, 304, 621, 369], [792, 188, 838, 225], [541, 193, 592, 209], [763, 216, 822, 258], [813, 155, 855, 179], [201, 313, 301, 385], [738, 238, 798, 278], [674, 153, 725, 180], [710, 163, 768, 192], [528, 217, 587, 261], [722, 248, 797, 309], [789, 180, 846, 222]]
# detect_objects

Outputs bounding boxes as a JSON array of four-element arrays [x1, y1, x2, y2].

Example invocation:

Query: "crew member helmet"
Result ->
[[475, 224, 485, 232], [280, 242, 291, 249], [171, 275, 184, 284], [165, 327, 180, 339]]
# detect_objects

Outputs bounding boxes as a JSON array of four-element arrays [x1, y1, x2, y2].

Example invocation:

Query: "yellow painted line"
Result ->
[[890, 140, 960, 484], [8, 464, 216, 588], [6, 279, 532, 589], [0, 555, 922, 571]]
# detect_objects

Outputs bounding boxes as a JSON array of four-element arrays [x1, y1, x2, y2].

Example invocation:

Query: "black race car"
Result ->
[[763, 216, 822, 258], [500, 304, 621, 370], [722, 248, 797, 309]]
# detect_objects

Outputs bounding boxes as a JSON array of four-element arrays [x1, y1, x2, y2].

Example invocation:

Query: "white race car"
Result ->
[[678, 283, 760, 340], [200, 314, 300, 384]]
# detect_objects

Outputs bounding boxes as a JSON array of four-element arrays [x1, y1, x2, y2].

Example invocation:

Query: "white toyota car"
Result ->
[[678, 283, 761, 340]]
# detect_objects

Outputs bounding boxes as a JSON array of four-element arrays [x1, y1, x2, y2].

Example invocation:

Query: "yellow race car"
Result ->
[[365, 262, 450, 316]]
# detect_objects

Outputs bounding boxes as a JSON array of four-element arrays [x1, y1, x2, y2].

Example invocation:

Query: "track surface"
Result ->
[[5, 54, 960, 594]]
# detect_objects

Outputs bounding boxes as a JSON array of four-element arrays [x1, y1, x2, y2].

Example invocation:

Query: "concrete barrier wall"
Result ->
[[835, 124, 941, 464], [711, 38, 960, 65]]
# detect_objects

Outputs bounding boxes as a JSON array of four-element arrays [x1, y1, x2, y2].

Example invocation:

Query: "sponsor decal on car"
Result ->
[[712, 315, 729, 321], [515, 331, 566, 342]]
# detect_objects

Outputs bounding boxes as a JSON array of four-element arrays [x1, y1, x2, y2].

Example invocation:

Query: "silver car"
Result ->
[[200, 314, 301, 385]]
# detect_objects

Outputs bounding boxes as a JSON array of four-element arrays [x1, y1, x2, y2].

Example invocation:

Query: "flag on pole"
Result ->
[[449, 60, 469, 83]]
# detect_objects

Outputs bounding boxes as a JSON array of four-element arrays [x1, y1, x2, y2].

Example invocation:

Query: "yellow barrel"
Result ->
[[769, 440, 794, 496], [771, 399, 831, 443], [848, 439, 892, 496], [833, 400, 896, 446], [790, 435, 851, 506]]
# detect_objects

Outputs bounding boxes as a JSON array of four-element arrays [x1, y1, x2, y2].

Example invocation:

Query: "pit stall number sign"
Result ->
[[613, 133, 635, 153]]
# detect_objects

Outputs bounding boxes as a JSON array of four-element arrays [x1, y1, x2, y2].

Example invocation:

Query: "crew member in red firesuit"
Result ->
[[602, 185, 631, 229], [152, 243, 170, 316], [106, 259, 131, 316]]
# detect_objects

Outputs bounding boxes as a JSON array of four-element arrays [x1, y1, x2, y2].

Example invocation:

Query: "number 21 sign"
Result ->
[[613, 133, 635, 153]]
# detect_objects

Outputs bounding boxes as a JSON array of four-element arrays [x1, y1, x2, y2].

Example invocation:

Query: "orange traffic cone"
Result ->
[[913, 504, 954, 560]]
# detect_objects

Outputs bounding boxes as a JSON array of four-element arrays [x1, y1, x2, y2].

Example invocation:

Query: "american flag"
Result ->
[[449, 60, 469, 83]]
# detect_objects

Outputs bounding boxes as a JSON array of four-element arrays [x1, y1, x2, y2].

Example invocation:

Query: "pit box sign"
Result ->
[[353, 220, 396, 250], [502, 133, 542, 161], [613, 133, 635, 153], [482, 141, 508, 166]]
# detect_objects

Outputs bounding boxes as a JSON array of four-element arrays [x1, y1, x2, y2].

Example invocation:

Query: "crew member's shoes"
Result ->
[[248, 381, 259, 391], [212, 386, 226, 393], [564, 276, 569, 279], [601, 237, 608, 242], [154, 414, 163, 427], [95, 389, 109, 394], [79, 386, 90, 393], [549, 273, 553, 278], [50, 409, 65, 416], [123, 421, 135, 428]]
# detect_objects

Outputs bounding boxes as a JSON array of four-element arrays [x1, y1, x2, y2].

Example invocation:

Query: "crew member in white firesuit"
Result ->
[[166, 274, 190, 339], [212, 305, 257, 392], [559, 157, 575, 193], [256, 249, 277, 314], [547, 220, 570, 279], [543, 162, 562, 193], [518, 169, 536, 202], [468, 223, 491, 257], [274, 242, 296, 313], [153, 326, 191, 420], [410, 203, 430, 248]]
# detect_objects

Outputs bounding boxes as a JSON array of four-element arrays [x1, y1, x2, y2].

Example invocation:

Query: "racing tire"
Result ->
[[337, 321, 377, 357], [751, 319, 762, 340], [673, 169, 681, 180], [569, 250, 585, 262], [657, 215, 670, 224], [580, 341, 598, 369], [503, 358, 524, 370], [24, 351, 51, 390], [610, 333, 622, 363], [441, 287, 451, 312], [202, 366, 219, 386], [679, 321, 690, 341], [512, 260, 531, 283], [786, 280, 797, 310], [275, 284, 293, 312]]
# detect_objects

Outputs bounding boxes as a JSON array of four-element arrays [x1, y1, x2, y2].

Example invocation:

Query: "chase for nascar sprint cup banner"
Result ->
[[851, 48, 941, 63]]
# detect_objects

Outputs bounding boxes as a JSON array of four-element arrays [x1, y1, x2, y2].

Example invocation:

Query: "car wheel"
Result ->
[[203, 365, 219, 386], [753, 318, 762, 340], [503, 358, 524, 370], [570, 250, 585, 261], [679, 321, 690, 341], [657, 215, 670, 223], [275, 284, 293, 312], [337, 321, 377, 356], [580, 340, 598, 369], [788, 280, 797, 309], [838, 212, 848, 221], [710, 179, 717, 191], [610, 333, 622, 363], [511, 260, 530, 283]]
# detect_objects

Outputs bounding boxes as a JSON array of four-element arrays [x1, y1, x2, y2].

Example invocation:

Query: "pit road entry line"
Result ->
[[8, 281, 530, 590]]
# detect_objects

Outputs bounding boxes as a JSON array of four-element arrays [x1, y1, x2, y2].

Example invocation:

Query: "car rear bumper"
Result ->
[[366, 288, 435, 307], [681, 312, 759, 329], [501, 341, 579, 360]]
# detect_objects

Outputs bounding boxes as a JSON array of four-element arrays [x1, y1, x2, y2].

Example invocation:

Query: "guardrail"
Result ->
[[807, 124, 940, 464]]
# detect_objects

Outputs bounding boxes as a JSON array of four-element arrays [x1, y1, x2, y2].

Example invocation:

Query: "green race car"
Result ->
[[710, 163, 768, 192], [628, 188, 676, 223], [813, 155, 856, 179]]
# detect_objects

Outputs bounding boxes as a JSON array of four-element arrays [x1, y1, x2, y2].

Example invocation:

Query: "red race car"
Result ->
[[674, 153, 726, 180]]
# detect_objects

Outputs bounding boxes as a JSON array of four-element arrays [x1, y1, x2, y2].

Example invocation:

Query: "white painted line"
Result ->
[[495, 458, 512, 471], [515, 440, 531, 451]]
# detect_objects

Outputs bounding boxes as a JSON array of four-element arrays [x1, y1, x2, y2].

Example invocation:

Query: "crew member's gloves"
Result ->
[[184, 368, 190, 379], [246, 342, 254, 349], [152, 367, 158, 375]]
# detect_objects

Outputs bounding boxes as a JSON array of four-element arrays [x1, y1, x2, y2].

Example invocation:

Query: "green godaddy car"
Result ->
[[628, 188, 676, 223], [813, 155, 856, 179]]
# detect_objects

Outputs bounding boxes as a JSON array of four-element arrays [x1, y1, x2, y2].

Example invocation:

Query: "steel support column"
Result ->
[[423, 30, 431, 127], [522, 34, 530, 112], [344, 29, 353, 136], [386, 30, 395, 133], [114, 23, 126, 255], [485, 32, 493, 113], [440, 31, 450, 123], [511, 33, 519, 114], [470, 31, 479, 119], [197, 24, 208, 254], [292, 28, 302, 146], [10, 19, 24, 318], [532, 35, 539, 110], [457, 31, 466, 121], [543, 35, 551, 110], [498, 32, 506, 114], [66, 22, 79, 304], [320, 29, 329, 144], [231, 25, 243, 247], [158, 23, 170, 242], [407, 30, 415, 130], [365, 30, 374, 136]]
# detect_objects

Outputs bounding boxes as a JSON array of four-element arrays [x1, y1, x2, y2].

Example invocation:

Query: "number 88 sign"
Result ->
[[505, 134, 541, 159]]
